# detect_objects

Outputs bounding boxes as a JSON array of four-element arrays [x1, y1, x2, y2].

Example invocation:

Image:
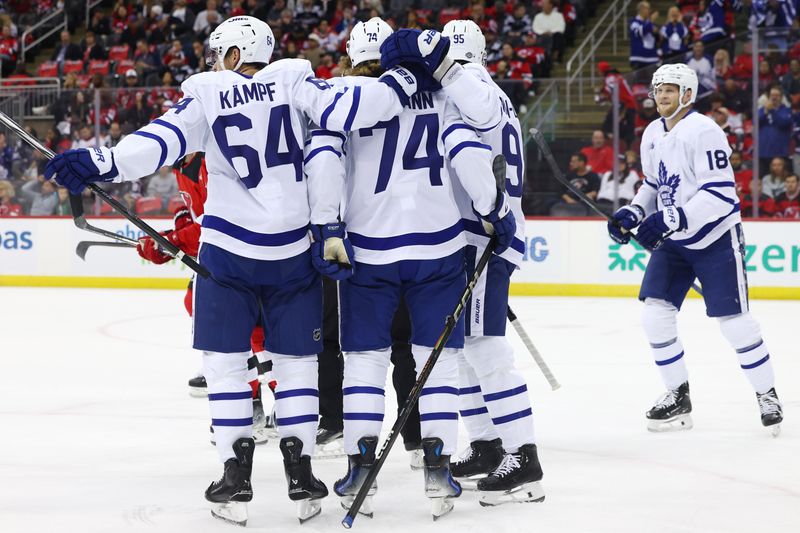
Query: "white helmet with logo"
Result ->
[[208, 16, 274, 71], [347, 17, 393, 67], [650, 63, 698, 119], [442, 19, 486, 65]]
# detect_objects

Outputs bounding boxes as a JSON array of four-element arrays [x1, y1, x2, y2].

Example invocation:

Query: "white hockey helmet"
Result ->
[[442, 19, 486, 65], [347, 17, 393, 67], [208, 16, 274, 71], [650, 63, 698, 119]]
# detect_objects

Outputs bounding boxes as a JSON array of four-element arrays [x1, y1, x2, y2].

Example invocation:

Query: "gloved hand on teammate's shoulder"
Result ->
[[398, 62, 442, 92], [477, 189, 516, 256], [380, 29, 459, 86], [636, 206, 687, 250], [137, 231, 176, 265], [607, 204, 645, 245], [309, 222, 355, 280], [43, 147, 118, 195]]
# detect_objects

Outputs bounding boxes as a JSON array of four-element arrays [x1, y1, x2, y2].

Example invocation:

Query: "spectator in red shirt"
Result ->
[[774, 173, 800, 218], [580, 130, 614, 175], [740, 178, 777, 218], [0, 180, 22, 217], [634, 97, 659, 137], [315, 53, 337, 79], [515, 32, 548, 77], [0, 25, 18, 77], [730, 150, 752, 192], [597, 62, 637, 145]]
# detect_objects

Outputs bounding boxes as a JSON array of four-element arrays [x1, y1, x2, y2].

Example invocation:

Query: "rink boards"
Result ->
[[1, 217, 798, 299]]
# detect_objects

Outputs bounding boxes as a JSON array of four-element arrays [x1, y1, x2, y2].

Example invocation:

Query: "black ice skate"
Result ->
[[422, 437, 462, 521], [450, 438, 504, 490], [757, 388, 783, 437], [188, 375, 207, 397], [646, 381, 693, 432], [313, 427, 344, 460], [334, 436, 378, 518], [205, 437, 254, 527], [279, 436, 329, 523], [477, 444, 545, 507]]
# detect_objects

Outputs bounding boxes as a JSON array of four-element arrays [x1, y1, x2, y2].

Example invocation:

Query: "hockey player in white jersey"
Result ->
[[607, 63, 783, 435], [43, 16, 424, 526], [304, 19, 516, 520], [379, 21, 545, 506]]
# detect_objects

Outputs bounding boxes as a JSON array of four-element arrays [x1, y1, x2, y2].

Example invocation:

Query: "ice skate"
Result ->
[[313, 427, 344, 459], [477, 444, 545, 506], [280, 436, 328, 523], [757, 388, 783, 437], [188, 374, 207, 398], [422, 437, 461, 521], [335, 436, 378, 518], [646, 382, 693, 432], [205, 437, 254, 527], [450, 438, 504, 490]]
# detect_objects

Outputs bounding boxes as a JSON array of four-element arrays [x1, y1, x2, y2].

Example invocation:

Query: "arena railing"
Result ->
[[21, 9, 68, 65]]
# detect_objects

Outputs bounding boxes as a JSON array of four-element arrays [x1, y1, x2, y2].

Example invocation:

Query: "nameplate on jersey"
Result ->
[[406, 92, 435, 110], [220, 82, 277, 109]]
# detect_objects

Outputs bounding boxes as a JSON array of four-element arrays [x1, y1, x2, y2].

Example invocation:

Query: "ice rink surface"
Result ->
[[1, 287, 797, 533]]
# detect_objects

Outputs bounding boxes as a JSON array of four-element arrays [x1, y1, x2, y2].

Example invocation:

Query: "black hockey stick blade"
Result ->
[[76, 240, 135, 261], [342, 156, 508, 529]]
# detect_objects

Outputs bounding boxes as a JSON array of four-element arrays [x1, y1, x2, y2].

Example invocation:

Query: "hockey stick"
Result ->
[[342, 155, 508, 529], [507, 307, 560, 390], [0, 111, 210, 279], [529, 128, 703, 296], [76, 240, 135, 261]]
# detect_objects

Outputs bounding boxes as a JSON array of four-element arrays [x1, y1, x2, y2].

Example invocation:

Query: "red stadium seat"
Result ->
[[63, 60, 84, 74], [88, 60, 110, 75], [135, 196, 163, 215], [37, 61, 58, 77], [109, 44, 130, 62], [115, 59, 135, 76], [166, 194, 185, 214], [76, 74, 92, 88]]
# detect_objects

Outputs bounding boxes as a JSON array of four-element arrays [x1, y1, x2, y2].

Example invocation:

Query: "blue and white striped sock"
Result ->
[[734, 338, 774, 394], [271, 353, 319, 456], [203, 351, 253, 463], [457, 352, 499, 443], [650, 338, 688, 390], [413, 345, 459, 456], [342, 350, 390, 455]]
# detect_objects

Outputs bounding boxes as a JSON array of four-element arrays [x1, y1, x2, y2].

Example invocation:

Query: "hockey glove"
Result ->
[[378, 66, 418, 107], [478, 189, 517, 256], [136, 231, 174, 265], [607, 205, 645, 245], [399, 62, 442, 92], [380, 29, 458, 85], [636, 206, 687, 250], [309, 222, 355, 280], [44, 147, 118, 195]]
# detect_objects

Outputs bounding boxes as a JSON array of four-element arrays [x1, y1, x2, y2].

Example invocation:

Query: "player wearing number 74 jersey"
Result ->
[[43, 15, 425, 527], [607, 63, 783, 436]]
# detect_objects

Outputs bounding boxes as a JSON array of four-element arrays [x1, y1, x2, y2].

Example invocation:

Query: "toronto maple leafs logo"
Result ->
[[656, 160, 680, 207]]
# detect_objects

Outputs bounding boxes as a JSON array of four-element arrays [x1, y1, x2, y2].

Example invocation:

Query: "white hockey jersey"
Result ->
[[634, 111, 740, 250], [442, 63, 526, 267], [109, 59, 407, 260], [304, 75, 498, 266]]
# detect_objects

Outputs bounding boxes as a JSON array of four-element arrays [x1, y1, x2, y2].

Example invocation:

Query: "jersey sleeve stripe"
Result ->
[[699, 181, 735, 190], [671, 205, 741, 246], [303, 146, 342, 165], [320, 87, 349, 130], [702, 187, 738, 206], [152, 118, 187, 160], [202, 215, 309, 247], [310, 129, 347, 142], [131, 131, 167, 169], [462, 219, 525, 254], [442, 123, 475, 141], [348, 220, 463, 251], [343, 85, 361, 132], [448, 140, 492, 160], [643, 179, 657, 190]]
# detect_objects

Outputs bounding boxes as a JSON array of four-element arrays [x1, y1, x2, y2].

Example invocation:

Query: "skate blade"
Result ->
[[297, 499, 322, 523], [210, 501, 247, 527], [769, 424, 781, 438], [312, 439, 345, 460], [647, 413, 693, 433], [478, 481, 545, 507], [430, 497, 455, 521], [252, 426, 271, 445], [340, 495, 374, 518], [189, 387, 208, 398], [409, 449, 424, 471]]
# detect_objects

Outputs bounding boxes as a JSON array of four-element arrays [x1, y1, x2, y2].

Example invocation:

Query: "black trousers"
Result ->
[[317, 277, 422, 448]]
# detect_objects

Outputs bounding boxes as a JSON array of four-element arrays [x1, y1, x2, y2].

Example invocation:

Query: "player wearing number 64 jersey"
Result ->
[[43, 15, 425, 527], [607, 63, 783, 436]]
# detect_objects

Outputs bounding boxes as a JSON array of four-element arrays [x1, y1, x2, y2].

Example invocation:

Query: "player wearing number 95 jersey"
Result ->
[[607, 63, 783, 436], [304, 19, 516, 520], [43, 15, 425, 527]]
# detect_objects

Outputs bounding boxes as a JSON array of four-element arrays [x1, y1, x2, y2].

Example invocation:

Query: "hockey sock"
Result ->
[[342, 349, 391, 455], [718, 313, 775, 394], [271, 352, 320, 456], [464, 336, 534, 453], [203, 350, 253, 462], [456, 351, 500, 443], [642, 298, 689, 390], [413, 345, 459, 456]]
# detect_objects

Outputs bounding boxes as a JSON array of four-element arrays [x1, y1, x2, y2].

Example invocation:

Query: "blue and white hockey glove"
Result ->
[[380, 29, 457, 85], [309, 222, 355, 281], [44, 147, 118, 195], [636, 206, 687, 250], [607, 205, 645, 245], [478, 190, 517, 256], [378, 66, 418, 107]]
